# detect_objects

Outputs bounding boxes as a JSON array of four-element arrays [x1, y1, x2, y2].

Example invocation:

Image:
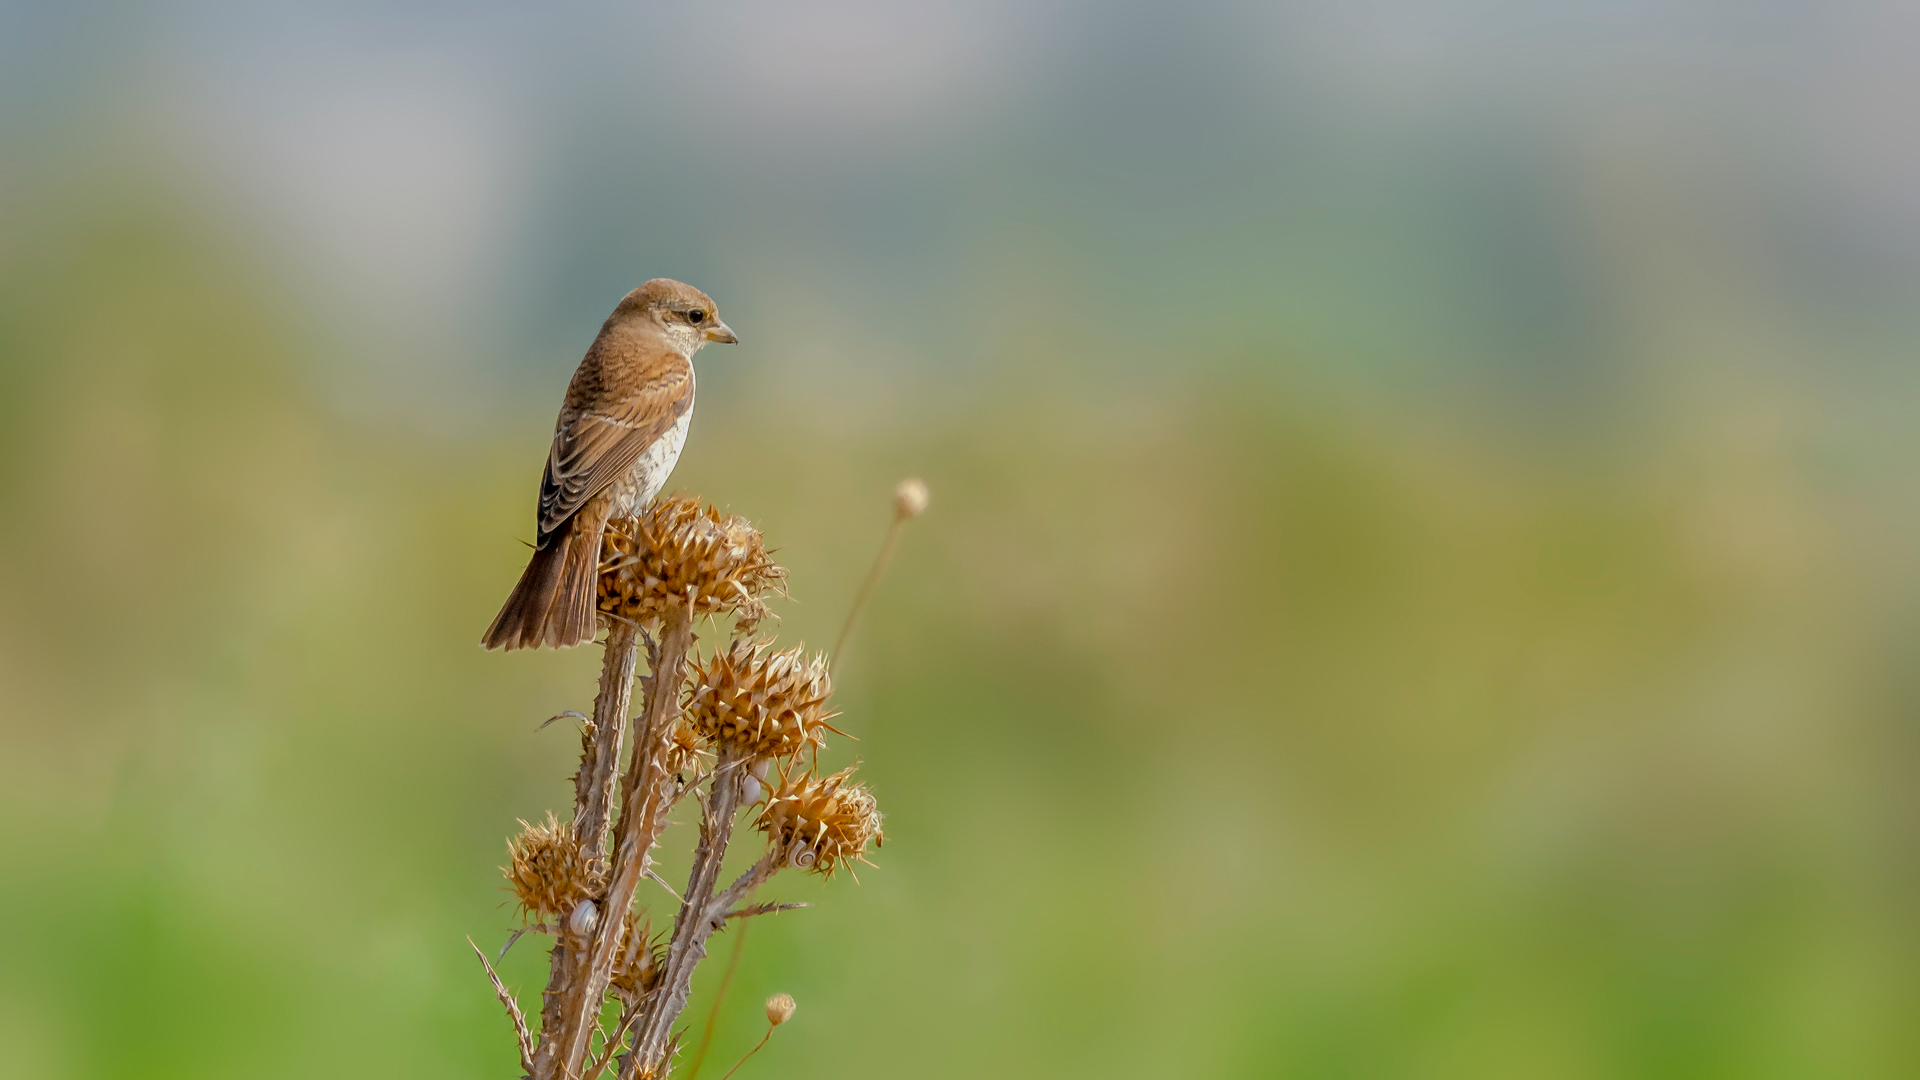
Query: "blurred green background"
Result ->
[[3, 2, 1918, 1078]]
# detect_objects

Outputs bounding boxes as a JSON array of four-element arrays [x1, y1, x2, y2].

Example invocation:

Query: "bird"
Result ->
[[482, 279, 737, 650]]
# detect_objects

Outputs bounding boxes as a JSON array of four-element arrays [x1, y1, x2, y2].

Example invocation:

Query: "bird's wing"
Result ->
[[536, 358, 693, 540]]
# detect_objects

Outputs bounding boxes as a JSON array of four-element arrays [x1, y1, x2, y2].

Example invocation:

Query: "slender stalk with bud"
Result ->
[[718, 995, 795, 1080], [477, 489, 914, 1079]]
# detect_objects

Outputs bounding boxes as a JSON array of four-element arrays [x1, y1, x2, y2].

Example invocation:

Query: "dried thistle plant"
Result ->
[[474, 486, 922, 1080]]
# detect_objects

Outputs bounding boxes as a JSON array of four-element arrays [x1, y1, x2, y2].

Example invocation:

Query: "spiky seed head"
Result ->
[[663, 720, 707, 780], [598, 494, 786, 632], [893, 477, 930, 519], [504, 813, 602, 922], [684, 640, 836, 760], [756, 766, 884, 878], [610, 912, 665, 1005], [765, 993, 796, 1026]]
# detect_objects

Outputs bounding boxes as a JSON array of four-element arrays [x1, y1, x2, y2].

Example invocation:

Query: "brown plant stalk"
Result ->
[[527, 615, 645, 1080], [625, 751, 774, 1071], [548, 603, 695, 1077]]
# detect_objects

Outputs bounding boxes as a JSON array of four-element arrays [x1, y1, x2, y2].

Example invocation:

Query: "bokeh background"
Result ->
[[3, 2, 1918, 1077]]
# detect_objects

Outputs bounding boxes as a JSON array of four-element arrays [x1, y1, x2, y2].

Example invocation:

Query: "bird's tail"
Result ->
[[481, 508, 608, 650]]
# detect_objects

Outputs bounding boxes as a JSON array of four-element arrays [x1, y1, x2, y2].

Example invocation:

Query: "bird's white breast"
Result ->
[[609, 380, 694, 517]]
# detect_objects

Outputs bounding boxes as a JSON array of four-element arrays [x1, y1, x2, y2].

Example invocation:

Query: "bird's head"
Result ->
[[614, 278, 738, 354]]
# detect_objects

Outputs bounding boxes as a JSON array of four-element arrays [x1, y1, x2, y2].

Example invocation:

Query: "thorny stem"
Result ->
[[626, 748, 757, 1072], [539, 605, 695, 1080], [470, 936, 535, 1076], [576, 621, 640, 853], [530, 621, 642, 1080], [584, 1002, 643, 1080]]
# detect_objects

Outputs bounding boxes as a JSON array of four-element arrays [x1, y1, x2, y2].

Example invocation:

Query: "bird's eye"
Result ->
[[687, 310, 706, 324]]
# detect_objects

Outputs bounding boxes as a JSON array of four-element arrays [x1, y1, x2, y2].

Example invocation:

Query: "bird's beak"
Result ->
[[703, 321, 738, 344]]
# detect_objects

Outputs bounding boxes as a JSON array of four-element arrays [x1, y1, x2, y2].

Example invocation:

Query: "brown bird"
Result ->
[[482, 279, 737, 650]]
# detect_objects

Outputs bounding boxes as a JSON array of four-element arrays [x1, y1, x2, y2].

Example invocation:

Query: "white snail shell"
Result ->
[[741, 774, 763, 803], [789, 844, 817, 869], [568, 899, 600, 936]]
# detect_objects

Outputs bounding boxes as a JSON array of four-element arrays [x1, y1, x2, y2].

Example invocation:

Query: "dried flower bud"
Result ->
[[765, 993, 796, 1026], [685, 640, 837, 760], [504, 813, 601, 922], [756, 766, 884, 878], [610, 913, 664, 1004], [663, 720, 706, 780], [893, 478, 930, 519], [599, 495, 786, 632]]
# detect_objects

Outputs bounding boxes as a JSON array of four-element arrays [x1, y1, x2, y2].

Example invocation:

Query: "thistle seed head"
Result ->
[[765, 993, 796, 1026], [610, 912, 665, 1005], [756, 767, 884, 878], [599, 495, 786, 632], [684, 640, 837, 760], [504, 813, 602, 922]]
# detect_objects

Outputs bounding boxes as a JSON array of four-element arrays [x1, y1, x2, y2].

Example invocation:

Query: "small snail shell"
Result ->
[[568, 899, 600, 936], [789, 844, 817, 869]]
